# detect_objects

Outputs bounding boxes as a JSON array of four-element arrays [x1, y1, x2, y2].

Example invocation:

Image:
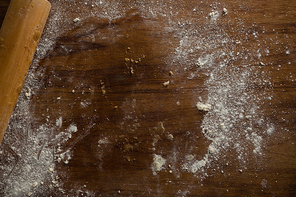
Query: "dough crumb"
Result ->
[[67, 124, 78, 133], [166, 133, 174, 140], [222, 8, 228, 16], [156, 122, 165, 133], [208, 11, 219, 19], [73, 18, 80, 23], [32, 181, 38, 187], [208, 145, 217, 154], [196, 102, 211, 111], [56, 117, 62, 127], [130, 67, 134, 75], [48, 167, 54, 173], [163, 81, 170, 87], [25, 88, 32, 99]]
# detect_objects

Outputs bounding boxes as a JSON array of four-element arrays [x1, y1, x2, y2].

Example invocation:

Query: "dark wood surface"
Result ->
[[0, 0, 295, 196]]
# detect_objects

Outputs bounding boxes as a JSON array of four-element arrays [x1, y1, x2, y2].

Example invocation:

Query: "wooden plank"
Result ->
[[0, 0, 295, 196]]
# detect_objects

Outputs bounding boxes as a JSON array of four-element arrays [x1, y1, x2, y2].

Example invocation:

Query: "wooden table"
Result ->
[[0, 0, 295, 196]]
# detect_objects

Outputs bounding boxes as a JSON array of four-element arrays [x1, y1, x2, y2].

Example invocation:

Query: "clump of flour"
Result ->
[[151, 154, 166, 175], [196, 102, 212, 112]]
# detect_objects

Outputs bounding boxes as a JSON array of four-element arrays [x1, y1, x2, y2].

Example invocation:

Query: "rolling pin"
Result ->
[[0, 0, 51, 144]]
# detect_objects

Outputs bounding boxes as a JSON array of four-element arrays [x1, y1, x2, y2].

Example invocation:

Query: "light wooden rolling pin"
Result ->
[[0, 0, 51, 144]]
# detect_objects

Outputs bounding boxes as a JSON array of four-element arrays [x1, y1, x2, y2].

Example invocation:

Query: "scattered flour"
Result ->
[[190, 158, 208, 173], [0, 0, 280, 195], [55, 117, 62, 127], [266, 124, 275, 135], [195, 55, 213, 68], [163, 0, 275, 180], [98, 137, 109, 146]]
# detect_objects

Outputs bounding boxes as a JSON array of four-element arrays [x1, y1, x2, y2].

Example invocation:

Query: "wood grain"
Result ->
[[0, 0, 295, 196]]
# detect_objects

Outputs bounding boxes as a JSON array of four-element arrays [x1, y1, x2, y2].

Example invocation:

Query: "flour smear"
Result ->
[[0, 0, 278, 196]]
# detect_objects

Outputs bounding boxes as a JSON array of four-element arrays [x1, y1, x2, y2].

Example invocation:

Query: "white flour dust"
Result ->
[[150, 2, 275, 180], [0, 0, 283, 196]]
